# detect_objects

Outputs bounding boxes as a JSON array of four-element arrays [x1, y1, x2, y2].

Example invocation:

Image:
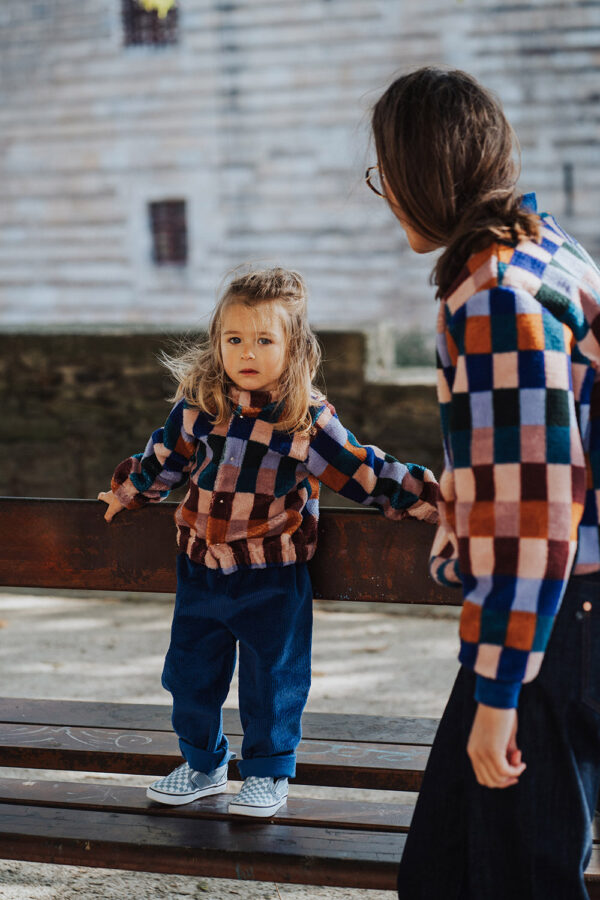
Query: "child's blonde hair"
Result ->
[[162, 267, 322, 434]]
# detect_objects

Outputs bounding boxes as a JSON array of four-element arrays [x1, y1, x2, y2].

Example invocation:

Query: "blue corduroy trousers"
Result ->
[[397, 572, 600, 900], [161, 553, 313, 779]]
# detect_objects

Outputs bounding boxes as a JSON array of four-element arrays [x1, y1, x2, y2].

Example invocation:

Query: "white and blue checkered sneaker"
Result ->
[[146, 761, 228, 806], [228, 776, 289, 818]]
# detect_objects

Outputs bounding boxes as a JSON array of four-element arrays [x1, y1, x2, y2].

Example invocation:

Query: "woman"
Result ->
[[367, 67, 600, 899]]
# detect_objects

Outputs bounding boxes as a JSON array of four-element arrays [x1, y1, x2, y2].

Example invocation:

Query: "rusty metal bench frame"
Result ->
[[0, 497, 598, 893]]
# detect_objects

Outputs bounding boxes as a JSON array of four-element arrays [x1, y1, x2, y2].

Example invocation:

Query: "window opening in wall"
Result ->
[[149, 200, 188, 265], [122, 0, 179, 46], [563, 162, 574, 217]]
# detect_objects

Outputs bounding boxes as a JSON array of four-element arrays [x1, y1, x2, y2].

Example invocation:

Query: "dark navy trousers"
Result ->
[[162, 554, 313, 779], [397, 573, 600, 900]]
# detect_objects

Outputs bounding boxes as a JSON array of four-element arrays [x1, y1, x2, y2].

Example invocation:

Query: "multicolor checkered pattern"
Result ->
[[430, 194, 600, 708], [112, 387, 439, 574]]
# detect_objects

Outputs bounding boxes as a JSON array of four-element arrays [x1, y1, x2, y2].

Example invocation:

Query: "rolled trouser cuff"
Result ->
[[237, 754, 296, 779], [179, 736, 232, 774]]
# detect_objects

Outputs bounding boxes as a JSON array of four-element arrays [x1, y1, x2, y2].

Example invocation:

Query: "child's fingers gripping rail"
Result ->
[[97, 489, 126, 523]]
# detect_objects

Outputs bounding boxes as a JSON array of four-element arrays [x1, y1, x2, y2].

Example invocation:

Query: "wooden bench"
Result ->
[[1, 496, 599, 893]]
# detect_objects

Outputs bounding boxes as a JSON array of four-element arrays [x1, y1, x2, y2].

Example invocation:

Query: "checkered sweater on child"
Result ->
[[429, 193, 600, 708], [111, 387, 439, 575]]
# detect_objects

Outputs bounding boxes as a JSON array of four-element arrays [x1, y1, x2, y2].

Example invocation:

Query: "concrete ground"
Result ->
[[0, 589, 461, 899]]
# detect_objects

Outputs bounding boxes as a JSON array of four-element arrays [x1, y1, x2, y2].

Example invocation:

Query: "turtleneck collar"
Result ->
[[228, 385, 282, 418]]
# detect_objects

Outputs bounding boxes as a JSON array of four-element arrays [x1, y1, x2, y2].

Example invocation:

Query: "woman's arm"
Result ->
[[445, 286, 586, 710]]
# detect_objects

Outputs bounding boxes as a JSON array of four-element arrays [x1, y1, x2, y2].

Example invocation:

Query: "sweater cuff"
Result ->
[[474, 675, 521, 709], [111, 460, 149, 510], [111, 478, 148, 510]]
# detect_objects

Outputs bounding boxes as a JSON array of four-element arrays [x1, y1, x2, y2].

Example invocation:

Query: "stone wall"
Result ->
[[0, 331, 443, 504]]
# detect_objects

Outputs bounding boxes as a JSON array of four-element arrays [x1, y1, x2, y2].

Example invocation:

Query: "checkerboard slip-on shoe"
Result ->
[[227, 776, 289, 817], [146, 761, 228, 806]]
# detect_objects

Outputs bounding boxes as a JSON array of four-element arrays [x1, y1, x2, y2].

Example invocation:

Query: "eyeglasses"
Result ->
[[365, 165, 386, 198]]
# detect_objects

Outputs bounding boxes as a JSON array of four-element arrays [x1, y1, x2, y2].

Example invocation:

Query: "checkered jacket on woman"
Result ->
[[429, 194, 600, 708]]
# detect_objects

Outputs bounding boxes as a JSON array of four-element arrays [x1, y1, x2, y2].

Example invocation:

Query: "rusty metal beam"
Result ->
[[0, 497, 459, 605]]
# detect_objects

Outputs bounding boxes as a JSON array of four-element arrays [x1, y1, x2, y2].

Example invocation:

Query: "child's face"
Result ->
[[220, 301, 287, 393]]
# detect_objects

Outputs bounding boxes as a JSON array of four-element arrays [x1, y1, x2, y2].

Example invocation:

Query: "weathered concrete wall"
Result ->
[[0, 1, 598, 343], [0, 331, 443, 503]]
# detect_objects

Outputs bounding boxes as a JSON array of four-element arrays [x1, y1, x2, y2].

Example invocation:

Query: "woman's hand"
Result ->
[[97, 490, 125, 522], [467, 703, 526, 788]]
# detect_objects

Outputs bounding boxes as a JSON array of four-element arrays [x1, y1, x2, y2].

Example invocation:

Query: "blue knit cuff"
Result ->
[[475, 674, 521, 709]]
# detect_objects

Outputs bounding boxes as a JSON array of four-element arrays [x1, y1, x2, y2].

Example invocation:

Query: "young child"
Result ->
[[98, 267, 439, 818]]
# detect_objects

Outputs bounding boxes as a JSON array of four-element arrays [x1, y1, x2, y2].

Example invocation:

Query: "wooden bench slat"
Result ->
[[0, 778, 414, 832], [0, 803, 403, 890], [0, 722, 428, 790], [0, 697, 440, 745], [3, 779, 600, 847], [1, 803, 599, 893], [0, 497, 458, 605]]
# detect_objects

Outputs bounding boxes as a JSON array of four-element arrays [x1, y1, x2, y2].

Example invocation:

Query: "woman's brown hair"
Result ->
[[161, 267, 322, 435], [371, 67, 541, 297]]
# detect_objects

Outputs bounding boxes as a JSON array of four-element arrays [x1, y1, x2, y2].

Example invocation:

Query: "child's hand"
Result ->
[[97, 490, 126, 522]]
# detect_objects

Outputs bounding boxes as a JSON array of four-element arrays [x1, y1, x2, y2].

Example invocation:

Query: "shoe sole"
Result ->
[[227, 796, 288, 818], [146, 780, 227, 806]]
